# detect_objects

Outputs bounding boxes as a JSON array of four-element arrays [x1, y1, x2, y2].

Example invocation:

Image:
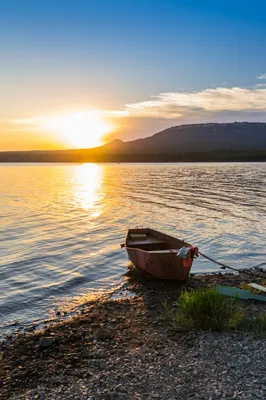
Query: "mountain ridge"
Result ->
[[0, 122, 266, 162], [118, 122, 266, 153]]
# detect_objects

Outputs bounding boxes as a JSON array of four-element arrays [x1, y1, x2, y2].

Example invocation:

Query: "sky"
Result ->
[[1, 0, 266, 150]]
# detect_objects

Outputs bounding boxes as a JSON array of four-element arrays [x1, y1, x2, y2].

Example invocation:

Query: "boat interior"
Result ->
[[126, 228, 188, 252]]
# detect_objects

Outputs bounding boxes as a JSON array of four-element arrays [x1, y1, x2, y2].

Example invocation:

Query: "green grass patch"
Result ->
[[172, 288, 243, 332], [250, 313, 266, 336], [238, 312, 266, 336]]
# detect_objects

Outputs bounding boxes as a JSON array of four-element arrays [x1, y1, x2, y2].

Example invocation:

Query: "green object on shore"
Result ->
[[216, 285, 266, 302]]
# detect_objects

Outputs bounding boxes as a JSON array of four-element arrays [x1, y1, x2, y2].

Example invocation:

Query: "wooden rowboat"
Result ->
[[121, 228, 198, 280]]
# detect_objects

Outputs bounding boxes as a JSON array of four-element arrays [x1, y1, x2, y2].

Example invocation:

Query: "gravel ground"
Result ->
[[1, 271, 266, 400]]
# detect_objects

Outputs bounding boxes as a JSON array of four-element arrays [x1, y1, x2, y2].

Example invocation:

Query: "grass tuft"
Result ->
[[172, 288, 243, 332], [251, 313, 266, 336]]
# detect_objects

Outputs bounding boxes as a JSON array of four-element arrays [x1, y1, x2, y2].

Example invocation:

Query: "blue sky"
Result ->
[[1, 0, 266, 149]]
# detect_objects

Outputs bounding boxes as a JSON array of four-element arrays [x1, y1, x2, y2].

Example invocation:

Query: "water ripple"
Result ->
[[0, 162, 265, 334]]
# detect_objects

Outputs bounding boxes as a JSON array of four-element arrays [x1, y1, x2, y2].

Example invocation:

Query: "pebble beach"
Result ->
[[1, 270, 266, 400]]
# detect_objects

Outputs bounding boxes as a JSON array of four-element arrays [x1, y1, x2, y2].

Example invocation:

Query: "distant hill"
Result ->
[[119, 122, 266, 153], [1, 122, 266, 162]]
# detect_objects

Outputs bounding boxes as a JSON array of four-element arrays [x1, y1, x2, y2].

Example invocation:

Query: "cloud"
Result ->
[[11, 117, 44, 126], [254, 83, 266, 88], [256, 74, 266, 80], [10, 117, 46, 131], [123, 87, 266, 119], [11, 87, 266, 127]]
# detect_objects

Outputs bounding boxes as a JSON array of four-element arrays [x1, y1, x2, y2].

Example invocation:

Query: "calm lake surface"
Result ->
[[0, 163, 266, 335]]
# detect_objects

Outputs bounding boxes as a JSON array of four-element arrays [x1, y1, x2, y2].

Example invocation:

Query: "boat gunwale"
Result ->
[[124, 246, 182, 255]]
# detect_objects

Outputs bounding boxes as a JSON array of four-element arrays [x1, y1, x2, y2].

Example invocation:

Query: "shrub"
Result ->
[[172, 288, 243, 332]]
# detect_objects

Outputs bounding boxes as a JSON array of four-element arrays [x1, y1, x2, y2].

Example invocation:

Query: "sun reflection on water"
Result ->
[[74, 163, 102, 216]]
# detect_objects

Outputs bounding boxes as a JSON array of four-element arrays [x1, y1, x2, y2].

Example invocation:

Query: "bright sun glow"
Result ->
[[43, 111, 112, 148]]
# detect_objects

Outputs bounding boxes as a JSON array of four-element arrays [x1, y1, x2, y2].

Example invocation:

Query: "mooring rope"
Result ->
[[198, 251, 266, 278]]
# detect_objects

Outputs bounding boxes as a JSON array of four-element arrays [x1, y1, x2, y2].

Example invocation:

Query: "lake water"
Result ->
[[0, 163, 266, 336]]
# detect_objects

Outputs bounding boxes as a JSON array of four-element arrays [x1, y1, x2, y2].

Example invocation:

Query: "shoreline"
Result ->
[[1, 269, 266, 400], [0, 267, 263, 341]]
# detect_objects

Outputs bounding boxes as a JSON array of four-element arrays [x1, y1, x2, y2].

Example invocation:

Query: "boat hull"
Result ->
[[124, 228, 195, 280]]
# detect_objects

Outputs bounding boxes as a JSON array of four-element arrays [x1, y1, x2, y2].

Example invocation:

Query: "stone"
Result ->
[[29, 390, 44, 400], [38, 336, 56, 349], [95, 328, 114, 341]]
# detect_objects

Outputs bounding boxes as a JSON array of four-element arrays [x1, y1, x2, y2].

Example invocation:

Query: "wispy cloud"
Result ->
[[123, 87, 266, 119], [256, 73, 266, 80], [12, 117, 44, 126], [10, 117, 45, 131], [254, 83, 266, 88]]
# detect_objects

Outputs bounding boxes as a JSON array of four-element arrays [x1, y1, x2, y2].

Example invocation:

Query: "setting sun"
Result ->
[[43, 111, 113, 148]]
